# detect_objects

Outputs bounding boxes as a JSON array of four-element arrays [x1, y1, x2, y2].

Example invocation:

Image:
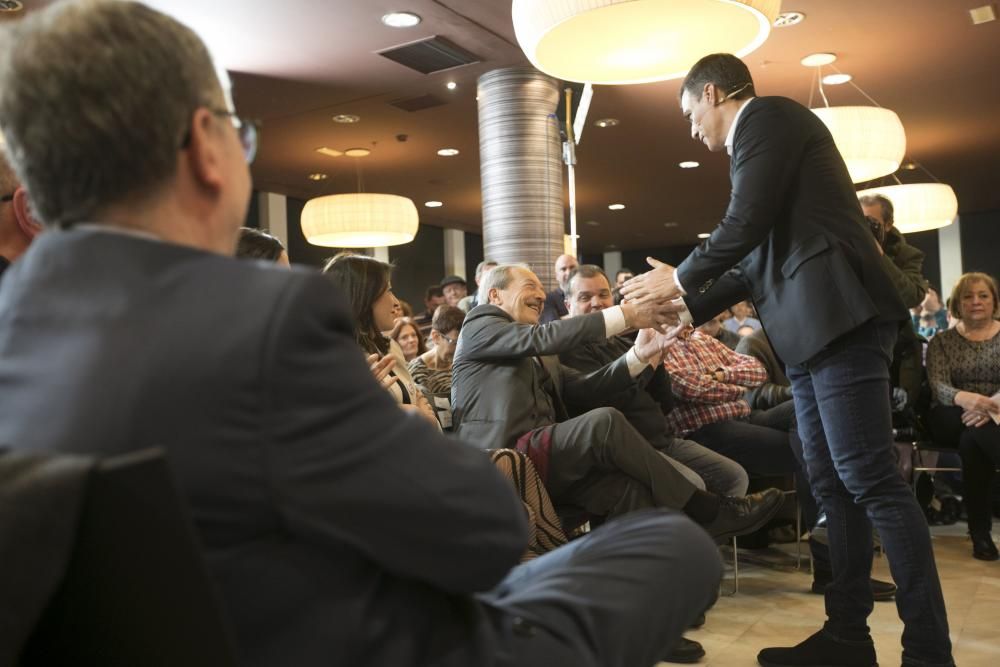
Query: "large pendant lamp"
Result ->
[[301, 193, 418, 247], [512, 0, 781, 85], [857, 183, 958, 234], [812, 106, 906, 184]]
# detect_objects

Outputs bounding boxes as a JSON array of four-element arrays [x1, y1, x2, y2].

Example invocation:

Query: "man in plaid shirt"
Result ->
[[663, 325, 798, 477]]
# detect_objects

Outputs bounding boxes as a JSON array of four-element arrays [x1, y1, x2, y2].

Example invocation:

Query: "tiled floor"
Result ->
[[672, 525, 1000, 667]]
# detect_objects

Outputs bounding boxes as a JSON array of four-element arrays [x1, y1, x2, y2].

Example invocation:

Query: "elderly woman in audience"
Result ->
[[390, 317, 426, 362], [926, 272, 1000, 561], [235, 227, 289, 266], [322, 253, 438, 426]]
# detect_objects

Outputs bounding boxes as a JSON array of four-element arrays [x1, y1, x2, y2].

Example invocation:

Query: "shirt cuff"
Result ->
[[625, 346, 649, 377], [674, 271, 686, 296], [602, 306, 628, 337]]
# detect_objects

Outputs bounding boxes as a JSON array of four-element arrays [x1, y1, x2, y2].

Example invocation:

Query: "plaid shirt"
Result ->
[[663, 330, 767, 435]]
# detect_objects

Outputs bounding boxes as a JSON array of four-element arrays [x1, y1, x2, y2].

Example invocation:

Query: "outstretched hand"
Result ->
[[619, 257, 680, 304]]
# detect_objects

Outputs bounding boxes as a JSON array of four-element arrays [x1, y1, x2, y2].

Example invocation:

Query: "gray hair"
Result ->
[[565, 264, 610, 299], [0, 0, 224, 226], [475, 259, 498, 281], [478, 263, 531, 304]]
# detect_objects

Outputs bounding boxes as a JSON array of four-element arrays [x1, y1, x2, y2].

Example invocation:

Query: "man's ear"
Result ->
[[12, 187, 41, 239], [182, 108, 225, 193], [702, 82, 715, 105], [488, 287, 502, 305]]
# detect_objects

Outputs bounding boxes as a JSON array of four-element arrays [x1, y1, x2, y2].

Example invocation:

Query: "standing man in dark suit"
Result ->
[[622, 53, 952, 667], [539, 253, 577, 323], [0, 4, 723, 665]]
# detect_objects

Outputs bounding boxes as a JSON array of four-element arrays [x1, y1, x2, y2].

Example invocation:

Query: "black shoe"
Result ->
[[704, 488, 784, 541], [971, 532, 999, 561], [663, 636, 705, 664], [810, 577, 897, 602], [689, 612, 706, 629], [758, 629, 877, 667]]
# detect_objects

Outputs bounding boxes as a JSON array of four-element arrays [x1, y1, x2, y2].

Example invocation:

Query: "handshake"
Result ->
[[618, 257, 690, 340]]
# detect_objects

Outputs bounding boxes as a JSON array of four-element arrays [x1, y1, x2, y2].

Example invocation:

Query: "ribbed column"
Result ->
[[478, 67, 564, 290]]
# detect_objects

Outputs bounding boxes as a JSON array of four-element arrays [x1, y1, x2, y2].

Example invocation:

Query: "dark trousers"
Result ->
[[482, 509, 721, 667], [926, 404, 1000, 535], [787, 320, 952, 666], [689, 407, 800, 477], [547, 407, 697, 517]]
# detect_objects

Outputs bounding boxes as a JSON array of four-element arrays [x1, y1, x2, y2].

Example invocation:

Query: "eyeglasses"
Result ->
[[180, 107, 259, 164], [438, 333, 459, 345]]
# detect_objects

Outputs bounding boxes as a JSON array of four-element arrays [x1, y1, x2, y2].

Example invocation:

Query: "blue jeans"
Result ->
[[787, 321, 952, 666]]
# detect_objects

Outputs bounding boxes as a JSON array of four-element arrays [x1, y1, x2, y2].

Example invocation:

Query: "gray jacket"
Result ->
[[452, 305, 633, 449]]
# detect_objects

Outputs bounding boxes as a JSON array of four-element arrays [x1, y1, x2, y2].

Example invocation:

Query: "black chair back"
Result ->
[[19, 448, 238, 666]]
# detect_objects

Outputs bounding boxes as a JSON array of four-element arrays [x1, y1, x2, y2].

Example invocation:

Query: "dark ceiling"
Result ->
[[7, 0, 1000, 253]]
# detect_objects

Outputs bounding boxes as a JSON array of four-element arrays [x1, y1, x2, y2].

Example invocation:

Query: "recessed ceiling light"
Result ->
[[774, 11, 805, 27], [678, 161, 700, 169], [901, 162, 918, 170], [822, 73, 852, 85], [381, 12, 421, 28], [446, 81, 458, 90], [424, 200, 443, 208], [969, 4, 996, 24], [697, 233, 711, 239], [608, 203, 625, 210], [332, 114, 360, 124], [594, 118, 619, 128], [606, 244, 617, 250], [801, 52, 837, 67], [315, 147, 343, 158], [663, 222, 678, 228], [437, 148, 460, 157], [308, 173, 328, 181], [0, 0, 24, 12], [584, 220, 601, 227], [344, 147, 371, 157]]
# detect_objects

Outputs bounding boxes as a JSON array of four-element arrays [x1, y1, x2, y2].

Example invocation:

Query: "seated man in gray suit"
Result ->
[[0, 3, 722, 666], [559, 265, 750, 498], [452, 264, 782, 539]]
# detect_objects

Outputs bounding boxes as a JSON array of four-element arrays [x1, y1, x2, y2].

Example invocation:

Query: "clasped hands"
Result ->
[[618, 257, 687, 341]]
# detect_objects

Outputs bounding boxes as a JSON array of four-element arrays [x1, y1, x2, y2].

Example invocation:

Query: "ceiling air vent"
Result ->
[[377, 36, 481, 74], [388, 94, 447, 113]]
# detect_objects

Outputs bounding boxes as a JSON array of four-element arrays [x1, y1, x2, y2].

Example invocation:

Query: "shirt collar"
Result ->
[[725, 97, 756, 156]]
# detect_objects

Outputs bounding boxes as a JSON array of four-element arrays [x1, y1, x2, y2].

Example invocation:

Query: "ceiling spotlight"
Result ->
[[315, 147, 343, 158], [774, 11, 805, 27], [594, 118, 619, 128], [901, 162, 918, 170], [446, 81, 458, 90], [697, 233, 711, 239], [437, 148, 460, 157], [424, 200, 443, 208], [663, 222, 678, 228], [801, 52, 837, 67], [381, 12, 421, 28], [822, 73, 852, 85], [332, 114, 360, 124], [678, 161, 700, 169], [308, 173, 328, 181], [344, 147, 371, 157], [608, 203, 625, 211]]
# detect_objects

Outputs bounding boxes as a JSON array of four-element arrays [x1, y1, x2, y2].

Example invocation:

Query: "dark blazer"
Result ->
[[451, 304, 633, 449], [559, 335, 677, 444], [677, 96, 908, 367], [539, 287, 568, 324], [0, 229, 529, 667]]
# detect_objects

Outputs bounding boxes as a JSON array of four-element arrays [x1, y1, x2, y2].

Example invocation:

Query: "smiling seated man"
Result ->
[[452, 264, 782, 539], [559, 265, 749, 499], [0, 4, 724, 667]]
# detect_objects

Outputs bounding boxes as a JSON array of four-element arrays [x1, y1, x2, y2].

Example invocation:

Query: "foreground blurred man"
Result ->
[[0, 3, 721, 666], [622, 53, 951, 667]]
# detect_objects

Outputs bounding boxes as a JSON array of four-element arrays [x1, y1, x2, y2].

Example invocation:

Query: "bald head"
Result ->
[[554, 254, 578, 291]]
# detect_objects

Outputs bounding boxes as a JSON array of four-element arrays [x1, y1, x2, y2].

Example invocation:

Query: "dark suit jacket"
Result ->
[[677, 96, 908, 367], [539, 287, 568, 324], [451, 304, 633, 449], [559, 335, 677, 444], [0, 229, 529, 667]]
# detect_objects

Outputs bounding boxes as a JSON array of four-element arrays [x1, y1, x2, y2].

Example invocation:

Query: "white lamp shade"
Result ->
[[512, 0, 781, 85], [857, 183, 958, 234], [812, 106, 906, 184], [301, 193, 419, 248]]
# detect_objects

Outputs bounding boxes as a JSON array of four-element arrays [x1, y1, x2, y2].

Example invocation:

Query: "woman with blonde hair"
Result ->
[[926, 272, 1000, 560]]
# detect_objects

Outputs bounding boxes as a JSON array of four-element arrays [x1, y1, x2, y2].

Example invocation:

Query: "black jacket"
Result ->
[[677, 96, 908, 367]]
